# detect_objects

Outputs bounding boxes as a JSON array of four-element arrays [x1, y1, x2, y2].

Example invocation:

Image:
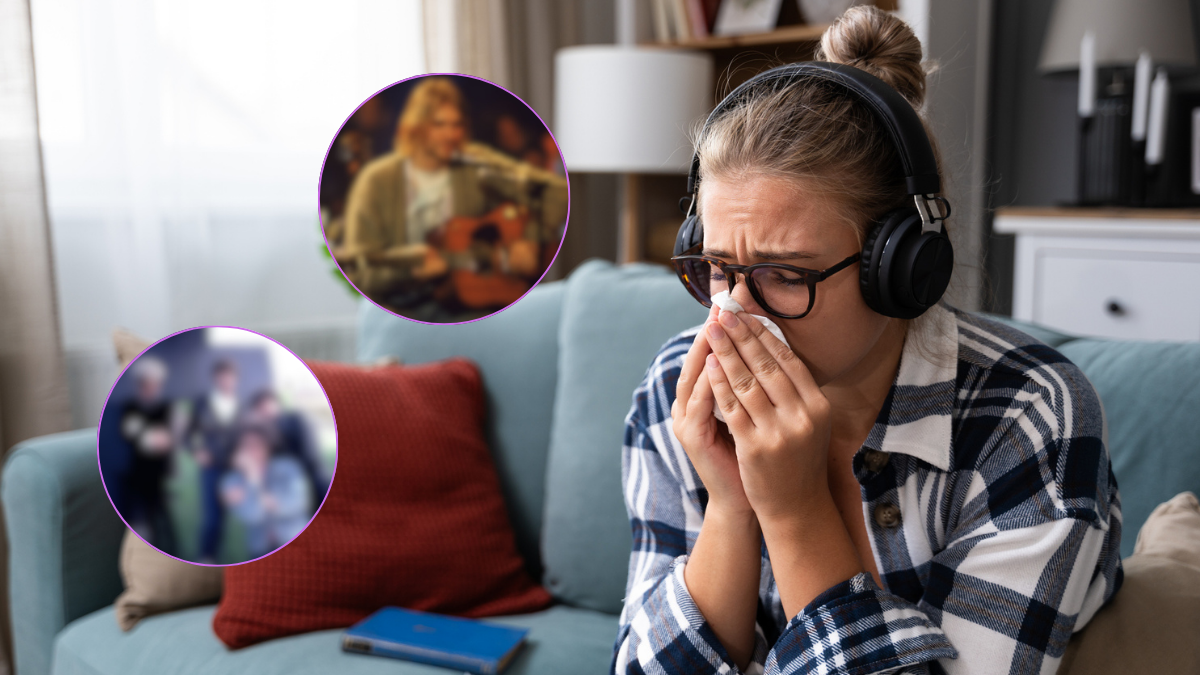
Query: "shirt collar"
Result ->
[[864, 303, 958, 472]]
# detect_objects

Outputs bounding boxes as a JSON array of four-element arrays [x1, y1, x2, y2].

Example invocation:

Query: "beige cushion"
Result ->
[[1132, 491, 1200, 565], [1059, 492, 1200, 674], [112, 327, 151, 367], [110, 328, 223, 630], [115, 529, 223, 630]]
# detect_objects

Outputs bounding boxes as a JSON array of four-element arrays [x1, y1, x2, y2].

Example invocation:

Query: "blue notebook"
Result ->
[[342, 607, 529, 674]]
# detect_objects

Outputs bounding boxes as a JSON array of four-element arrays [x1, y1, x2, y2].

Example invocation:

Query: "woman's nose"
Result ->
[[729, 282, 763, 314]]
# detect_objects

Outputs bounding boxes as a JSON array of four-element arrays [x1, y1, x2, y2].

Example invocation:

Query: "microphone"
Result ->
[[452, 142, 567, 188]]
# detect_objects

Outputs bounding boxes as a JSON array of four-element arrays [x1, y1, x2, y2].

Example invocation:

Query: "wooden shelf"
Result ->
[[647, 23, 830, 50], [996, 206, 1200, 221]]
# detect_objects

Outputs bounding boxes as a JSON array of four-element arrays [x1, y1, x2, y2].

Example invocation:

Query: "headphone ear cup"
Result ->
[[859, 210, 913, 316], [860, 208, 954, 319], [674, 214, 702, 257], [894, 230, 954, 312], [859, 219, 886, 314]]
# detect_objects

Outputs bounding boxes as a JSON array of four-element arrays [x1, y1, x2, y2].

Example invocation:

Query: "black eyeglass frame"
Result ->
[[670, 249, 862, 320]]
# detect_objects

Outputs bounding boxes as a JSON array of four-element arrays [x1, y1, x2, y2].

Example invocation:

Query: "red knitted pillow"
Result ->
[[212, 359, 551, 648]]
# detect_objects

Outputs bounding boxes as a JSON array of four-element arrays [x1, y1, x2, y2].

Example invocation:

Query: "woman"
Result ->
[[614, 8, 1121, 675]]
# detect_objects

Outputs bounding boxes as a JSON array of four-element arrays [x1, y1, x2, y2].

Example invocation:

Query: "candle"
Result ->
[[1078, 30, 1096, 118], [1146, 68, 1170, 166], [1132, 51, 1152, 141]]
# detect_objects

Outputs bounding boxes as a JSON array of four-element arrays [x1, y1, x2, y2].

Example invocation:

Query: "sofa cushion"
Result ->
[[1056, 339, 1200, 557], [115, 529, 222, 630], [1133, 491, 1200, 565], [54, 604, 618, 675], [213, 359, 550, 649], [1058, 492, 1200, 674], [356, 280, 564, 576], [542, 260, 707, 614]]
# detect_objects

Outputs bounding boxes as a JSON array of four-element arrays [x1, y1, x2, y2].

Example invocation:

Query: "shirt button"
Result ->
[[874, 503, 902, 528], [863, 450, 890, 473]]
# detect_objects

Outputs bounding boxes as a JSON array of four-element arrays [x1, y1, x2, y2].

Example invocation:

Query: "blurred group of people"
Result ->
[[119, 356, 329, 562]]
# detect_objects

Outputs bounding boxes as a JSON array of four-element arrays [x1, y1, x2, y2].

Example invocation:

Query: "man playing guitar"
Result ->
[[335, 77, 567, 322]]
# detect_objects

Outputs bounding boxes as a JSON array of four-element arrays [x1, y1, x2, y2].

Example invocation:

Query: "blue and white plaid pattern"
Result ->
[[614, 305, 1123, 675]]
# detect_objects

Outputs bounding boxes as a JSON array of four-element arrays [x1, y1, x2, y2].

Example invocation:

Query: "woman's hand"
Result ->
[[705, 308, 866, 617], [673, 306, 765, 669], [672, 305, 754, 518], [704, 309, 833, 527]]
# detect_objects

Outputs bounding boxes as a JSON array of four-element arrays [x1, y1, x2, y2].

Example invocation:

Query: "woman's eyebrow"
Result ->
[[701, 248, 819, 261]]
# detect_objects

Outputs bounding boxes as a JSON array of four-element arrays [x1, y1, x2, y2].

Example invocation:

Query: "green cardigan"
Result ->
[[341, 150, 568, 297]]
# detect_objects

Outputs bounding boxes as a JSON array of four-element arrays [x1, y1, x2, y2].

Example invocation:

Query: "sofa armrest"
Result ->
[[3, 429, 124, 675]]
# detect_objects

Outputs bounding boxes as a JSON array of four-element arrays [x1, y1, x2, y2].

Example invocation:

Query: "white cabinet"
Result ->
[[995, 208, 1200, 341]]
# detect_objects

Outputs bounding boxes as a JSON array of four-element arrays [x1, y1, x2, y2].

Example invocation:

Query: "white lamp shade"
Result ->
[[1039, 0, 1196, 71], [554, 46, 713, 174]]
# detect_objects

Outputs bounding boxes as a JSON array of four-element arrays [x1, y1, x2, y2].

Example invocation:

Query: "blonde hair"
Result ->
[[394, 77, 466, 156], [695, 6, 956, 360], [695, 5, 942, 247]]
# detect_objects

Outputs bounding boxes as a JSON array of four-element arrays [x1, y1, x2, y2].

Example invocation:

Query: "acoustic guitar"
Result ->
[[332, 202, 542, 309], [428, 202, 539, 309]]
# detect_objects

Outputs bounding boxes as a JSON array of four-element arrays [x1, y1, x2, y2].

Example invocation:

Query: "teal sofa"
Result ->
[[6, 260, 1200, 675]]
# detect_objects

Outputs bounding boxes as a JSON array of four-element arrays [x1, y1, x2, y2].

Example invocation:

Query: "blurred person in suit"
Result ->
[[219, 425, 312, 560], [247, 389, 329, 507], [188, 358, 244, 563], [119, 356, 178, 555], [334, 76, 568, 322]]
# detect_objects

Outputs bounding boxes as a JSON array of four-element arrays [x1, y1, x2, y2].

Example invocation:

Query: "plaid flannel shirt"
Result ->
[[614, 305, 1123, 675]]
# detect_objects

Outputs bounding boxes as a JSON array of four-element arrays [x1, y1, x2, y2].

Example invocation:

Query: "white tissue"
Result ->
[[708, 291, 792, 422]]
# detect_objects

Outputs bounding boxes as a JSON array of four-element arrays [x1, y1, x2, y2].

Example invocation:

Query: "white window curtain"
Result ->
[[31, 0, 425, 426]]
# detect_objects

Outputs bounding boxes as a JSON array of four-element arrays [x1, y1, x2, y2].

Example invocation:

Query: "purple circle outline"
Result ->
[[317, 72, 573, 327], [95, 325, 340, 567]]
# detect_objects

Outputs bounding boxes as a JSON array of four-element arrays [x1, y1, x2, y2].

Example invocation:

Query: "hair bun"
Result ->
[[817, 5, 926, 108]]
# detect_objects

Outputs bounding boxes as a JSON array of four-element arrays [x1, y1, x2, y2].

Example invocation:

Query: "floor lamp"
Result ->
[[554, 13, 711, 263]]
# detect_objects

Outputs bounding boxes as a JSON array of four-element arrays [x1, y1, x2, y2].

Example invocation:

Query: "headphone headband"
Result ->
[[687, 61, 940, 198]]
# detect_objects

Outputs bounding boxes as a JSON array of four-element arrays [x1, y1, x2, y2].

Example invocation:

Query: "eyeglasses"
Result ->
[[671, 249, 861, 319]]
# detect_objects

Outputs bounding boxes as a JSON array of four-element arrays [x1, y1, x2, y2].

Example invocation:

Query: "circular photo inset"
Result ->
[[320, 73, 569, 324], [98, 327, 336, 565]]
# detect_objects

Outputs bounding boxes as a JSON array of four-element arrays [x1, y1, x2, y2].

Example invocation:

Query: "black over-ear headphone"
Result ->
[[673, 61, 953, 320]]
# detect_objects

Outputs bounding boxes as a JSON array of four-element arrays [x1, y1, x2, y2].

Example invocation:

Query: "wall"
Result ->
[[918, 0, 992, 313]]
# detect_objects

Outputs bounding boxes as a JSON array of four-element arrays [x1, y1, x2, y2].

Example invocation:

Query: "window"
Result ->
[[32, 0, 425, 424]]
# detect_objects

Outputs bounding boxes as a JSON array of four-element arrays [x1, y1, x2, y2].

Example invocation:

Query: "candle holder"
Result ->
[[1078, 69, 1134, 206], [1039, 0, 1196, 207]]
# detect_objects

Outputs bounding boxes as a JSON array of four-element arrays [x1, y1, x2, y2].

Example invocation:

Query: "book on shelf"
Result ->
[[650, 0, 721, 42]]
